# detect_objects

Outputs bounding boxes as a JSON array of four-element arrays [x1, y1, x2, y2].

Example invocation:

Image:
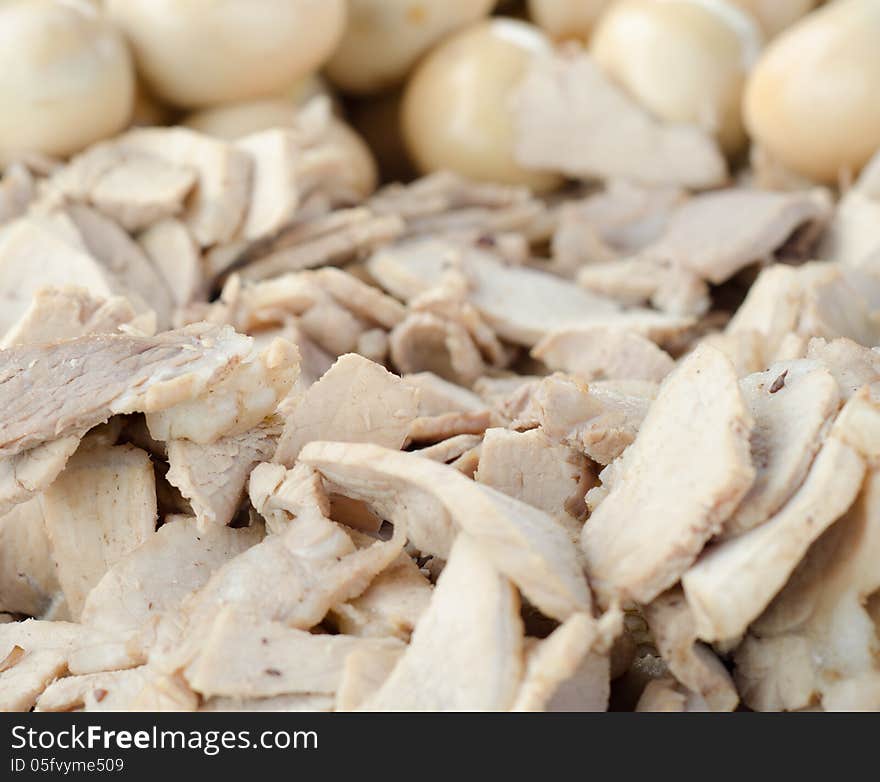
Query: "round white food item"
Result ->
[[727, 0, 819, 38], [744, 0, 880, 183], [326, 0, 496, 95], [591, 0, 763, 154], [105, 0, 347, 108], [184, 99, 378, 199], [527, 0, 615, 41], [0, 0, 134, 162], [401, 18, 562, 191]]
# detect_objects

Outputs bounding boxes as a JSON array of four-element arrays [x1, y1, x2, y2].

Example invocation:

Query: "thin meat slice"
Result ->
[[300, 441, 591, 621], [145, 338, 298, 444], [0, 498, 59, 617], [359, 534, 524, 711], [806, 338, 880, 401], [508, 373, 655, 466], [512, 611, 620, 712], [335, 645, 405, 711], [682, 433, 865, 645], [166, 420, 281, 528], [274, 353, 420, 466], [533, 327, 675, 383], [148, 510, 405, 676], [80, 515, 263, 642], [512, 50, 726, 189], [0, 437, 81, 518], [643, 588, 738, 712], [42, 441, 158, 619], [329, 548, 433, 642], [581, 345, 755, 606], [368, 238, 691, 347], [0, 324, 251, 458], [1, 287, 140, 350], [638, 188, 832, 285], [182, 608, 403, 699], [735, 471, 880, 711], [722, 360, 840, 538], [576, 258, 710, 318], [475, 427, 593, 523], [35, 667, 153, 712], [137, 219, 203, 308], [117, 127, 252, 246]]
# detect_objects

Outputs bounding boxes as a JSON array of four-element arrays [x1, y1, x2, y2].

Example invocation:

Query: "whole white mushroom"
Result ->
[[326, 0, 497, 95], [402, 18, 562, 191], [527, 0, 615, 42], [0, 0, 134, 163], [727, 0, 820, 38], [591, 0, 763, 154], [744, 0, 880, 183], [105, 0, 347, 108]]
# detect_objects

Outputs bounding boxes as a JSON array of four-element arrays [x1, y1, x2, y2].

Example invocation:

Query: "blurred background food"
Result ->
[[4, 0, 879, 188]]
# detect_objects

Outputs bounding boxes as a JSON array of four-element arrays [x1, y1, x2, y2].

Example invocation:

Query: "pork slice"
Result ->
[[581, 345, 755, 606], [0, 437, 82, 518], [0, 324, 251, 458], [0, 218, 115, 336], [90, 156, 197, 233], [476, 427, 593, 523], [329, 548, 433, 642], [577, 258, 710, 318], [553, 180, 686, 267], [512, 50, 726, 189], [166, 420, 281, 528], [640, 188, 832, 285], [390, 311, 485, 385], [62, 205, 175, 330], [35, 667, 152, 712], [137, 219, 203, 308], [722, 359, 840, 538], [80, 515, 263, 641], [0, 498, 58, 617], [726, 264, 803, 366], [797, 264, 880, 347], [359, 534, 524, 711], [735, 471, 880, 711], [234, 129, 302, 241], [44, 139, 197, 233], [42, 442, 157, 619], [368, 238, 691, 346], [183, 607, 403, 699], [642, 588, 738, 712], [509, 373, 654, 466], [0, 163, 35, 226], [512, 611, 620, 712], [806, 338, 880, 401], [0, 619, 122, 711], [1, 287, 139, 350], [300, 441, 591, 621], [149, 510, 405, 675], [238, 208, 404, 282], [313, 267, 405, 329], [335, 644, 405, 711], [414, 434, 484, 464], [248, 462, 330, 535], [274, 353, 420, 466], [533, 327, 675, 383], [145, 337, 298, 444], [118, 127, 252, 246], [682, 434, 865, 644]]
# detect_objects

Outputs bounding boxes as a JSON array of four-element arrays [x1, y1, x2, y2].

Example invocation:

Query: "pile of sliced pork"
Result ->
[[3, 63, 880, 712]]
